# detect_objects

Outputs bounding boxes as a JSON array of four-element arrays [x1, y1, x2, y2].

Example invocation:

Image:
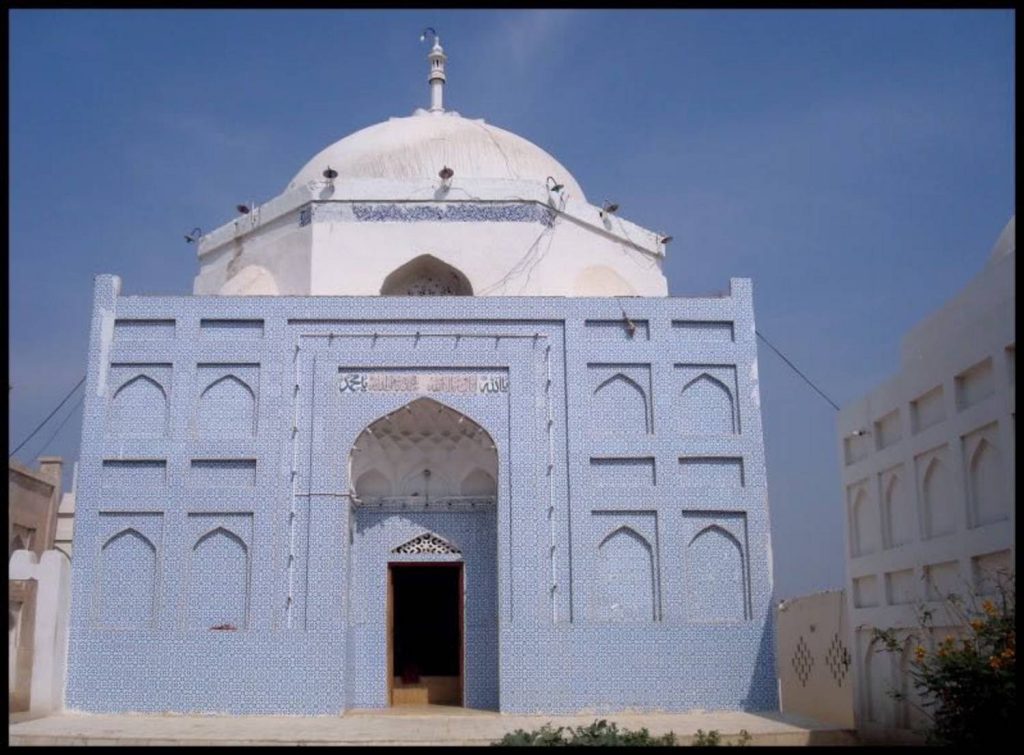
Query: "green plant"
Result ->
[[872, 575, 1015, 746], [493, 719, 678, 746], [691, 729, 721, 746], [690, 729, 751, 746]]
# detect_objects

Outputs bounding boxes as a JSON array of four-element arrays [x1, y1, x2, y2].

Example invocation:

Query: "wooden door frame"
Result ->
[[386, 561, 464, 707]]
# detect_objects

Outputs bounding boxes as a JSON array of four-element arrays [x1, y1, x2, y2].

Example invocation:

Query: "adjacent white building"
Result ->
[[836, 216, 1015, 740]]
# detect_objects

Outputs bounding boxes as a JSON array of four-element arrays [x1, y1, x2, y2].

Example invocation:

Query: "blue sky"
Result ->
[[8, 9, 1014, 599]]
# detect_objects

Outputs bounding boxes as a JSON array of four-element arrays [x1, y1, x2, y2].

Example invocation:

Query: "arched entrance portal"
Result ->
[[349, 398, 498, 709]]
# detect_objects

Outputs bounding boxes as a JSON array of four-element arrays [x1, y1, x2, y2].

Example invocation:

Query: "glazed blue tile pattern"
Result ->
[[102, 459, 167, 487], [94, 513, 163, 631], [584, 319, 651, 341], [113, 319, 176, 340], [672, 320, 735, 343], [682, 512, 750, 623], [195, 364, 259, 438], [65, 274, 777, 715], [185, 514, 253, 631], [679, 457, 745, 487], [199, 319, 265, 339], [189, 459, 257, 487], [344, 202, 555, 226], [589, 457, 656, 487], [107, 364, 171, 438], [587, 364, 653, 435]]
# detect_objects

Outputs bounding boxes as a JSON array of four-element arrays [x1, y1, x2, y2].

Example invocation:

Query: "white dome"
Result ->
[[287, 112, 586, 201]]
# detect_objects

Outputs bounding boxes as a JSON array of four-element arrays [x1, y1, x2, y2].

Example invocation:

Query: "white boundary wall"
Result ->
[[776, 590, 855, 729], [836, 217, 1015, 742], [9, 550, 71, 715]]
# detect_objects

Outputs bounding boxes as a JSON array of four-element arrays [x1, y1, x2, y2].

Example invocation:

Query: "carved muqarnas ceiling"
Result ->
[[351, 398, 497, 500]]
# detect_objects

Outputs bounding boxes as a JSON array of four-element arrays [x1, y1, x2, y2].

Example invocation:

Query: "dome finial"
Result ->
[[420, 27, 446, 113]]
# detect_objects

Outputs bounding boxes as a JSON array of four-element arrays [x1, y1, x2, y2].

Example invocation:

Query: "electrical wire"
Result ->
[[756, 330, 840, 411], [9, 375, 86, 458], [32, 391, 85, 460]]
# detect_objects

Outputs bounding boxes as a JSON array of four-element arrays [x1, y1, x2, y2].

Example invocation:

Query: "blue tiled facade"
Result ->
[[65, 274, 777, 714]]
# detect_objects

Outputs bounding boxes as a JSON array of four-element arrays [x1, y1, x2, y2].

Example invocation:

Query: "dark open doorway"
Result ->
[[388, 562, 463, 706]]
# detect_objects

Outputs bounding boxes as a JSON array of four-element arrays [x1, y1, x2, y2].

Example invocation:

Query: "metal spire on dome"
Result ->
[[420, 27, 446, 112]]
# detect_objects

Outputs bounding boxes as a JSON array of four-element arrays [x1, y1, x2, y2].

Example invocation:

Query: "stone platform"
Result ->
[[9, 708, 857, 746]]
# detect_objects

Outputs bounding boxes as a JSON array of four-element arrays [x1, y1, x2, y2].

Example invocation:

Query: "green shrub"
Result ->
[[494, 721, 753, 746], [493, 719, 677, 746], [872, 575, 1015, 746]]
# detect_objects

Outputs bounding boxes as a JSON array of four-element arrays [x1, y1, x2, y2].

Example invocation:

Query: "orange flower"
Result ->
[[970, 619, 985, 632], [990, 656, 1002, 670], [914, 646, 927, 663], [982, 600, 997, 616]]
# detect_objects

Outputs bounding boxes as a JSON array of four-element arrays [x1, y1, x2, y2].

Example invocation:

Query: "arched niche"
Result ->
[[851, 488, 879, 556], [380, 255, 473, 296], [883, 475, 913, 549], [99, 528, 157, 629], [968, 438, 1005, 527], [461, 468, 497, 497], [594, 527, 655, 622], [680, 373, 736, 434], [355, 469, 392, 498], [187, 527, 249, 630], [110, 374, 167, 438], [591, 373, 650, 434], [921, 457, 955, 538], [349, 397, 497, 504], [687, 525, 747, 622], [198, 374, 256, 437]]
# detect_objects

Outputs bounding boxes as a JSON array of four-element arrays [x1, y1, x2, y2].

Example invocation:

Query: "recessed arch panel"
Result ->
[[187, 527, 249, 630], [99, 528, 157, 629], [680, 373, 736, 434], [110, 375, 167, 438], [687, 525, 747, 622], [594, 526, 655, 622], [380, 255, 473, 296]]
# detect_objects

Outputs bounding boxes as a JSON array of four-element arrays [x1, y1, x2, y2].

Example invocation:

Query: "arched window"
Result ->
[[380, 255, 472, 296]]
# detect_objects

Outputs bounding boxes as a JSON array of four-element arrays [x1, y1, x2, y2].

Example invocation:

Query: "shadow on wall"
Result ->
[[744, 605, 780, 711]]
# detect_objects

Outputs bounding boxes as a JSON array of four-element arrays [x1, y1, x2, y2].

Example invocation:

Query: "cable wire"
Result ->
[[32, 391, 86, 461], [9, 375, 86, 458], [755, 330, 840, 411]]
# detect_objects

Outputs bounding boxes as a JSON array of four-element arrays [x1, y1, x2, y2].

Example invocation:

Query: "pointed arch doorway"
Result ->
[[349, 397, 498, 708]]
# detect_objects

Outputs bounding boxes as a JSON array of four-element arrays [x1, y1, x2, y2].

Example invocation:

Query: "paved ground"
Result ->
[[9, 707, 857, 746]]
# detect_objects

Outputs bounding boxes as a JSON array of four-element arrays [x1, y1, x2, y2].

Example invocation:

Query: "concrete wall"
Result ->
[[53, 463, 77, 560], [776, 590, 854, 729], [9, 550, 72, 716], [8, 458, 62, 559], [64, 273, 776, 715], [836, 217, 1015, 742]]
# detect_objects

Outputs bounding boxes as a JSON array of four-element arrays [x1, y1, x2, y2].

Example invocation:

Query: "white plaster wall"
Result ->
[[308, 215, 665, 297], [836, 217, 1015, 741], [776, 590, 855, 729], [193, 182, 668, 298], [9, 549, 71, 715]]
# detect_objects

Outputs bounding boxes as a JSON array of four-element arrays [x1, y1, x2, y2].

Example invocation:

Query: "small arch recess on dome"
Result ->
[[380, 255, 473, 296]]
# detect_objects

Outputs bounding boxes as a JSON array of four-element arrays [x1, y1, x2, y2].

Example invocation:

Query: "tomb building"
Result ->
[[65, 36, 778, 714]]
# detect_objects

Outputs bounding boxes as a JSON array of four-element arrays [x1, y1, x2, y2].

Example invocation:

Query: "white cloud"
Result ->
[[488, 10, 579, 71]]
